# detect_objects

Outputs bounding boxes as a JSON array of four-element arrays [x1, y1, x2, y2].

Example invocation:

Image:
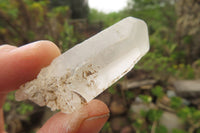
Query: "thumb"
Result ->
[[37, 100, 109, 133]]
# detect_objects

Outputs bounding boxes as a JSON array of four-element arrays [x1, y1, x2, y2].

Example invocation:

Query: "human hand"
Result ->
[[0, 41, 109, 133]]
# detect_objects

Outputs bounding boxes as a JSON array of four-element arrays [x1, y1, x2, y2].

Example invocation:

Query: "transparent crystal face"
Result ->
[[15, 17, 149, 113]]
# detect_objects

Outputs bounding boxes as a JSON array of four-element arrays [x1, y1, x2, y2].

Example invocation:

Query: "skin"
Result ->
[[0, 41, 109, 133]]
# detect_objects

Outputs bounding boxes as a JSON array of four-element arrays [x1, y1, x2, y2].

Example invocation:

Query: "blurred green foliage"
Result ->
[[108, 86, 116, 95], [60, 22, 78, 51], [4, 124, 8, 130], [16, 103, 34, 115], [126, 86, 200, 132], [172, 129, 187, 133], [101, 122, 112, 132], [156, 125, 168, 133], [125, 90, 135, 100], [50, 0, 89, 18], [170, 96, 182, 109], [139, 95, 152, 103], [0, 0, 79, 50], [147, 109, 163, 122], [151, 86, 164, 99], [6, 92, 15, 101], [89, 9, 129, 28], [3, 102, 11, 112], [89, 0, 199, 81]]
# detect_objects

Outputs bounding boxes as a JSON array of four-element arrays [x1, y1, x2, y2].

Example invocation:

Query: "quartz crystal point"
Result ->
[[15, 17, 149, 113]]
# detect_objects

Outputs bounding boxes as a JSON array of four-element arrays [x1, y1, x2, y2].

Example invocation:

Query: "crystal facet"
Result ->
[[15, 17, 149, 113]]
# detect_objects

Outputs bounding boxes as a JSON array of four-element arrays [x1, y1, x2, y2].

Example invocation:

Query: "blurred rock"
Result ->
[[130, 103, 156, 120], [111, 117, 128, 132], [140, 85, 153, 90], [160, 95, 171, 105], [159, 112, 184, 133], [173, 80, 200, 98], [182, 98, 190, 106], [110, 99, 127, 115], [166, 90, 190, 106], [130, 103, 156, 114], [120, 126, 133, 133], [190, 98, 200, 106], [167, 90, 176, 98], [121, 79, 157, 90], [8, 118, 22, 133], [135, 96, 143, 103]]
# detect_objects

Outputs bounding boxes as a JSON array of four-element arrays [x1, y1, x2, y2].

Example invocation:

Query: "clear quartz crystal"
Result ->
[[15, 17, 149, 113]]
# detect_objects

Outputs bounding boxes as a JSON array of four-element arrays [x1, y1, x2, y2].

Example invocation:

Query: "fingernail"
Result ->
[[77, 113, 109, 133], [85, 113, 110, 121]]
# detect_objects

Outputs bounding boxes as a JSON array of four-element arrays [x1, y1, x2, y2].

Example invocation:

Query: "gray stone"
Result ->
[[159, 111, 184, 133], [167, 90, 176, 98], [120, 126, 133, 133], [111, 117, 128, 132], [110, 100, 127, 115], [130, 103, 156, 115], [173, 80, 200, 98], [135, 96, 143, 103], [121, 79, 157, 90]]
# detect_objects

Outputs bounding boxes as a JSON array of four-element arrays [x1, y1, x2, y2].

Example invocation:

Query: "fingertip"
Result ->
[[77, 114, 109, 133], [77, 100, 109, 133], [38, 100, 109, 133], [38, 109, 88, 133], [16, 40, 61, 66], [0, 45, 17, 53], [0, 40, 61, 92], [86, 99, 110, 118], [30, 40, 61, 59], [28, 40, 61, 67]]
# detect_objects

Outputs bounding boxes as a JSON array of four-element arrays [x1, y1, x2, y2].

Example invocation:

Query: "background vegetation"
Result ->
[[1, 0, 200, 132]]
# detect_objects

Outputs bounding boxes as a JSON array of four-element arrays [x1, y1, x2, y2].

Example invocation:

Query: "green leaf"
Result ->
[[170, 97, 182, 109], [102, 122, 111, 132], [125, 91, 135, 99], [139, 95, 152, 103], [16, 103, 34, 115], [133, 118, 144, 129], [192, 110, 200, 121], [7, 92, 15, 101], [151, 86, 164, 98], [3, 102, 11, 112], [108, 86, 116, 94], [196, 128, 200, 133], [155, 125, 168, 133], [172, 129, 187, 133], [147, 109, 163, 122]]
